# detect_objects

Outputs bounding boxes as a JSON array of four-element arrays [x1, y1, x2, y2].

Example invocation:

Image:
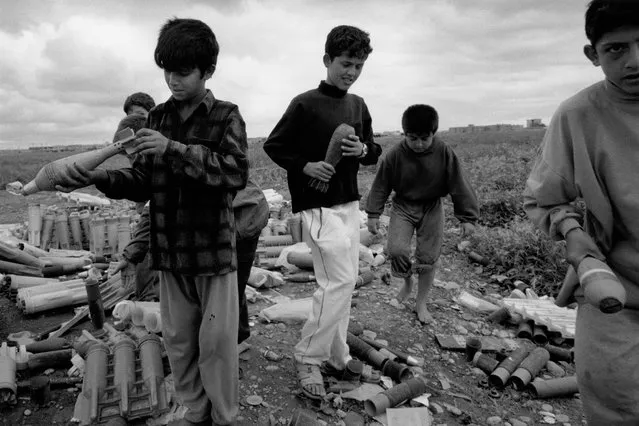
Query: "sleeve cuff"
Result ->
[[164, 139, 187, 158], [366, 212, 381, 219]]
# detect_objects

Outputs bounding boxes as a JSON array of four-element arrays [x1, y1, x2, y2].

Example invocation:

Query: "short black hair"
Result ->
[[123, 92, 155, 115], [113, 114, 146, 142], [154, 18, 219, 76], [585, 0, 639, 46], [325, 25, 373, 60], [402, 105, 439, 135]]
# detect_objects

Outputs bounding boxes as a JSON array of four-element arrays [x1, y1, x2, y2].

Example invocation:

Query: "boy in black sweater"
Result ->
[[366, 105, 478, 323], [263, 25, 381, 400]]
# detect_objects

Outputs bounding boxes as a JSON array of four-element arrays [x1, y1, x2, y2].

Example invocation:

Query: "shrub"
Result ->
[[468, 218, 568, 296]]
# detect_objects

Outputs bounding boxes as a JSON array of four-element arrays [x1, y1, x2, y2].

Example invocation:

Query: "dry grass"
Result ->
[[1, 128, 567, 294]]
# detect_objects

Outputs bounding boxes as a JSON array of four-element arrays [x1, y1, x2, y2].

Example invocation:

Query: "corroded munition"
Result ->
[[308, 123, 356, 193], [22, 128, 135, 195]]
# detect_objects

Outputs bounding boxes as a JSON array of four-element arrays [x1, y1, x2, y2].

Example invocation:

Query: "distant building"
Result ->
[[526, 118, 545, 128], [447, 123, 525, 134]]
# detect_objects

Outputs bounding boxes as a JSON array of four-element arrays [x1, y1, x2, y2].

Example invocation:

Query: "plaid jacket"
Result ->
[[98, 90, 248, 275]]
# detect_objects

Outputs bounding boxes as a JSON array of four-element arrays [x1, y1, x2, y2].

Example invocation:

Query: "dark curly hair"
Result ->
[[154, 18, 219, 76], [123, 92, 155, 115], [585, 0, 639, 45], [402, 104, 439, 135], [325, 25, 373, 60]]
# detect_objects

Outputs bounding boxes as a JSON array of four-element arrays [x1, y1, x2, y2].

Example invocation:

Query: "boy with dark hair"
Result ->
[[263, 25, 381, 400], [523, 1, 639, 423], [56, 17, 247, 425], [123, 92, 156, 117], [366, 105, 478, 324]]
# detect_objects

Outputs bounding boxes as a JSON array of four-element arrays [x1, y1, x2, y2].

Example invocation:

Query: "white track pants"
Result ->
[[294, 201, 360, 369]]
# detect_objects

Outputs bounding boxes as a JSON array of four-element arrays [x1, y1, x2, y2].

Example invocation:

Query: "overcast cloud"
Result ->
[[0, 0, 602, 148]]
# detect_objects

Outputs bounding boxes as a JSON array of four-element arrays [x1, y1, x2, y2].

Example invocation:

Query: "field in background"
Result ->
[[0, 128, 569, 294]]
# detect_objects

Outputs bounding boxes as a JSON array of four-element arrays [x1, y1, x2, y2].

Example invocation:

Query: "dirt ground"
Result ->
[[0, 185, 585, 426]]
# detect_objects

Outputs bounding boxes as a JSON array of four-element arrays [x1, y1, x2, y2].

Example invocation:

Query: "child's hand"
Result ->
[[367, 217, 379, 234], [460, 222, 476, 237], [303, 161, 335, 182], [341, 135, 364, 157], [109, 258, 131, 277], [133, 128, 169, 156], [54, 163, 106, 193]]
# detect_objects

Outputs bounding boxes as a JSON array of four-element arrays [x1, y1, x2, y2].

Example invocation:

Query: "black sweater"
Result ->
[[366, 137, 479, 223], [263, 81, 382, 213]]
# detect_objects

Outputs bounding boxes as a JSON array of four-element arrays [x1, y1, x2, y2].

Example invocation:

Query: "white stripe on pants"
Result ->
[[159, 271, 239, 425], [294, 201, 360, 369]]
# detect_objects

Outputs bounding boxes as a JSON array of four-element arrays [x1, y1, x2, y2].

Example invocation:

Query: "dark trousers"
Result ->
[[135, 234, 259, 345], [236, 235, 260, 344]]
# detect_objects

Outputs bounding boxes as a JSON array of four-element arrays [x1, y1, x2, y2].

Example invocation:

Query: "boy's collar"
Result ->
[[319, 80, 348, 98], [167, 89, 216, 113], [603, 79, 639, 104]]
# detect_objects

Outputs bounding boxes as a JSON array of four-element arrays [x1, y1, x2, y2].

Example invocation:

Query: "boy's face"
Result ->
[[323, 52, 367, 91], [584, 26, 639, 96], [404, 132, 434, 153], [164, 67, 213, 103], [126, 105, 149, 117]]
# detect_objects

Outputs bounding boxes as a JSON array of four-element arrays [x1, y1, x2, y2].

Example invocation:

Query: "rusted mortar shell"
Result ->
[[378, 348, 397, 362], [288, 216, 303, 244], [547, 331, 565, 346], [113, 337, 136, 416], [472, 352, 500, 375], [41, 212, 55, 250], [29, 375, 50, 406], [138, 334, 165, 410], [21, 128, 135, 195], [79, 210, 91, 251], [364, 376, 428, 416], [68, 212, 83, 250], [257, 245, 288, 258], [27, 204, 42, 247], [510, 347, 551, 390], [27, 349, 73, 371], [517, 320, 534, 340], [0, 343, 17, 399], [578, 257, 626, 313], [533, 325, 548, 345], [55, 211, 71, 250], [486, 307, 511, 324], [356, 270, 375, 288], [346, 332, 388, 370], [260, 235, 294, 246], [381, 359, 414, 383], [25, 337, 69, 354], [544, 344, 574, 363], [465, 337, 482, 362], [529, 376, 578, 399], [489, 344, 533, 388], [8, 275, 56, 290], [287, 251, 314, 270], [82, 342, 110, 423], [85, 277, 104, 332]]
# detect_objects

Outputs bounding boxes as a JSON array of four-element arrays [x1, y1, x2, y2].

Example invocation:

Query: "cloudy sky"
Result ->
[[0, 0, 602, 148]]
